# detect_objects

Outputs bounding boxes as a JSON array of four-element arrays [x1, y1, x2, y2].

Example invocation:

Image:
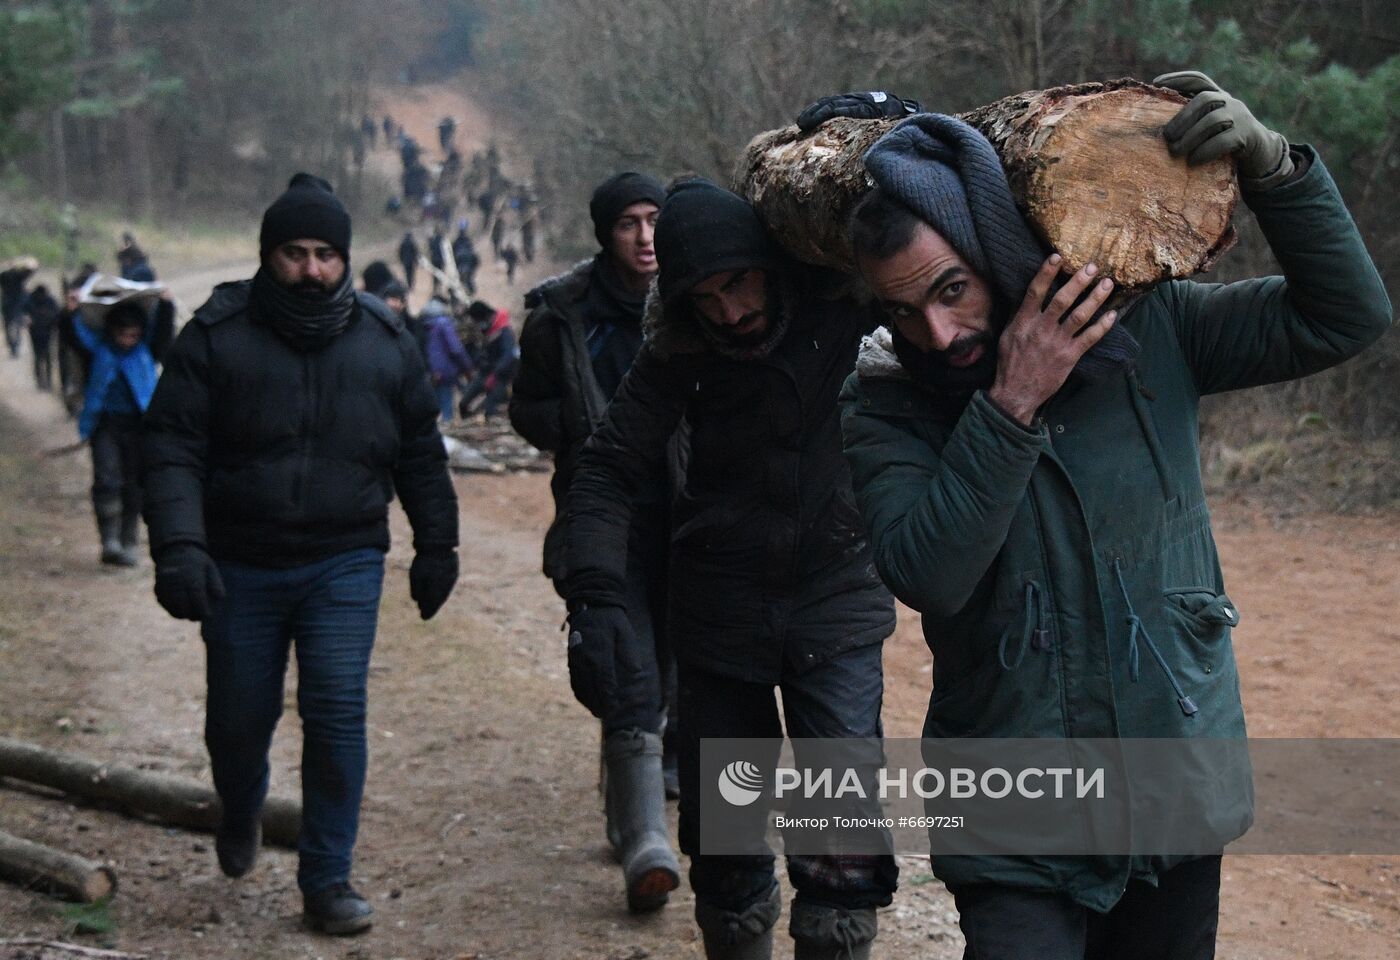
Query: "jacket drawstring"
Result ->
[[1112, 558, 1199, 717], [998, 581, 1048, 671]]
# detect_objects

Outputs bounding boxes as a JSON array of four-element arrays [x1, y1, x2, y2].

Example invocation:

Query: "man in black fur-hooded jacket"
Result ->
[[562, 178, 898, 960], [142, 173, 459, 936], [510, 171, 687, 915]]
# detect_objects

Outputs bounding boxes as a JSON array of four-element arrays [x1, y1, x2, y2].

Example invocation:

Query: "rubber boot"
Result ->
[[661, 720, 680, 801], [696, 883, 781, 960], [96, 503, 129, 566], [118, 509, 142, 567], [600, 725, 622, 860], [790, 901, 877, 960], [603, 728, 679, 913]]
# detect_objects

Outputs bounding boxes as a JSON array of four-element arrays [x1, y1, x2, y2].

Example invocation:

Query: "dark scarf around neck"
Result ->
[[587, 252, 648, 330], [252, 267, 356, 351]]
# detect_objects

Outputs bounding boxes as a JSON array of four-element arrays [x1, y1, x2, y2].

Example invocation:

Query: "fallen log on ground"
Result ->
[[736, 78, 1238, 291], [0, 830, 116, 903], [0, 737, 299, 848], [0, 940, 147, 959]]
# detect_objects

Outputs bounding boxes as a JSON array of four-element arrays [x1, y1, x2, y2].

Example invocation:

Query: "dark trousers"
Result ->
[[458, 358, 518, 418], [3, 307, 20, 358], [952, 855, 1222, 960], [677, 642, 898, 913], [90, 414, 143, 522], [30, 331, 52, 390], [201, 547, 386, 894], [604, 505, 674, 736]]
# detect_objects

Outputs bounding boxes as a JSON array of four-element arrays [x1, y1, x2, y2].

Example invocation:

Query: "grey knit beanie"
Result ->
[[863, 114, 1139, 380], [863, 114, 1044, 306]]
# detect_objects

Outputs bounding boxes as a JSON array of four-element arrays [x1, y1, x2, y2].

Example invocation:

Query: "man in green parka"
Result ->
[[836, 72, 1391, 958]]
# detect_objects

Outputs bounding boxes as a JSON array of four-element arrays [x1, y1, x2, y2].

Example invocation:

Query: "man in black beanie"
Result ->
[[561, 177, 898, 959], [142, 172, 460, 935], [832, 74, 1391, 958], [509, 170, 686, 915]]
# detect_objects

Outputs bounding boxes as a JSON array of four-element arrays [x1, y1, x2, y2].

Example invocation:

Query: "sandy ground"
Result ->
[[3, 82, 1399, 960]]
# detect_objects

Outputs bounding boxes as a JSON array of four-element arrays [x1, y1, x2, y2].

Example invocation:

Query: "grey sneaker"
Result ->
[[303, 882, 374, 935]]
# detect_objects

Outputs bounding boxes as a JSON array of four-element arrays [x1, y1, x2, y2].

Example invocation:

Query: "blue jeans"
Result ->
[[201, 547, 385, 894], [433, 381, 457, 422]]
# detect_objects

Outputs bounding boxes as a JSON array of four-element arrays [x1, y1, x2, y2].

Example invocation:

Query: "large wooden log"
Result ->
[[0, 830, 116, 903], [0, 737, 300, 848], [735, 79, 1238, 292]]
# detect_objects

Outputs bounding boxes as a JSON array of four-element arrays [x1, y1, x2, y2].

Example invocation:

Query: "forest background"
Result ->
[[2, 0, 1396, 505]]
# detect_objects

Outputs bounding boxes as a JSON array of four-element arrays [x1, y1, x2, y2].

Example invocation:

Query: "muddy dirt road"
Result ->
[[3, 82, 1399, 960]]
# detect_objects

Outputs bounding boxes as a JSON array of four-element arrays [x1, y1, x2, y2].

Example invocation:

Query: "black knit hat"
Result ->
[[654, 178, 778, 307], [259, 172, 352, 262], [360, 260, 394, 297], [589, 172, 665, 248]]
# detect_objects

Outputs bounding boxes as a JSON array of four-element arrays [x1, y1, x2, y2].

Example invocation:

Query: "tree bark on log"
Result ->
[[0, 830, 116, 903], [735, 78, 1238, 291], [0, 738, 300, 848]]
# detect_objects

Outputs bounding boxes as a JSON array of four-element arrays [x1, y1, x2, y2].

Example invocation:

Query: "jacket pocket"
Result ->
[[1163, 588, 1240, 635], [1162, 588, 1239, 682]]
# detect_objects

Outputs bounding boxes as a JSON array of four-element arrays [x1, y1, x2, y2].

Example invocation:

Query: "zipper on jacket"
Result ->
[[293, 351, 315, 516], [1112, 558, 1199, 717]]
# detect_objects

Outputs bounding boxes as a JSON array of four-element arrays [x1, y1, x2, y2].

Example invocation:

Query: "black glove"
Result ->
[[565, 603, 632, 719], [1155, 70, 1293, 186], [796, 91, 923, 133], [153, 544, 226, 622], [409, 547, 458, 620]]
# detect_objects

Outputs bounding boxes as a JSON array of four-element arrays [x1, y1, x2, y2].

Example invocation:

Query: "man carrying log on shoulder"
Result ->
[[562, 176, 906, 959], [832, 71, 1391, 958], [141, 173, 460, 936]]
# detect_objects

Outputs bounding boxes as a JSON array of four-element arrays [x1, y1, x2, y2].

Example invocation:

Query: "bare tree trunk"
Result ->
[[0, 830, 116, 903], [50, 110, 69, 204], [0, 737, 300, 848], [122, 109, 154, 221], [735, 78, 1239, 293]]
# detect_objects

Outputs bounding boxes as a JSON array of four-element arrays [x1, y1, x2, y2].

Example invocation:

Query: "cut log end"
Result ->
[[81, 865, 118, 903], [0, 829, 117, 903], [999, 85, 1238, 288]]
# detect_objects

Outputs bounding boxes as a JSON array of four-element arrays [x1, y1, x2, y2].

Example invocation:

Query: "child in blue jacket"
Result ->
[[72, 293, 174, 565]]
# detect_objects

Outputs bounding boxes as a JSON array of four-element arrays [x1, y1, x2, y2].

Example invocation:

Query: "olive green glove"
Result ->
[[1154, 70, 1293, 188]]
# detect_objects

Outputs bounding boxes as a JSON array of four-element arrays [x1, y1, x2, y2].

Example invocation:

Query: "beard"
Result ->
[[708, 309, 770, 349], [289, 278, 335, 298], [892, 302, 1008, 396]]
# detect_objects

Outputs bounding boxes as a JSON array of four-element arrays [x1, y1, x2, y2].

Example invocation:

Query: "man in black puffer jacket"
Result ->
[[142, 173, 458, 937], [563, 179, 898, 960]]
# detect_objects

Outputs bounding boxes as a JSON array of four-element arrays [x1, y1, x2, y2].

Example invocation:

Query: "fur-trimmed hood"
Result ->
[[523, 258, 593, 313], [640, 274, 706, 359], [854, 325, 910, 381]]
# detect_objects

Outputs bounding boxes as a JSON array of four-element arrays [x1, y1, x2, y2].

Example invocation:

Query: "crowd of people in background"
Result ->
[[375, 109, 541, 295]]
